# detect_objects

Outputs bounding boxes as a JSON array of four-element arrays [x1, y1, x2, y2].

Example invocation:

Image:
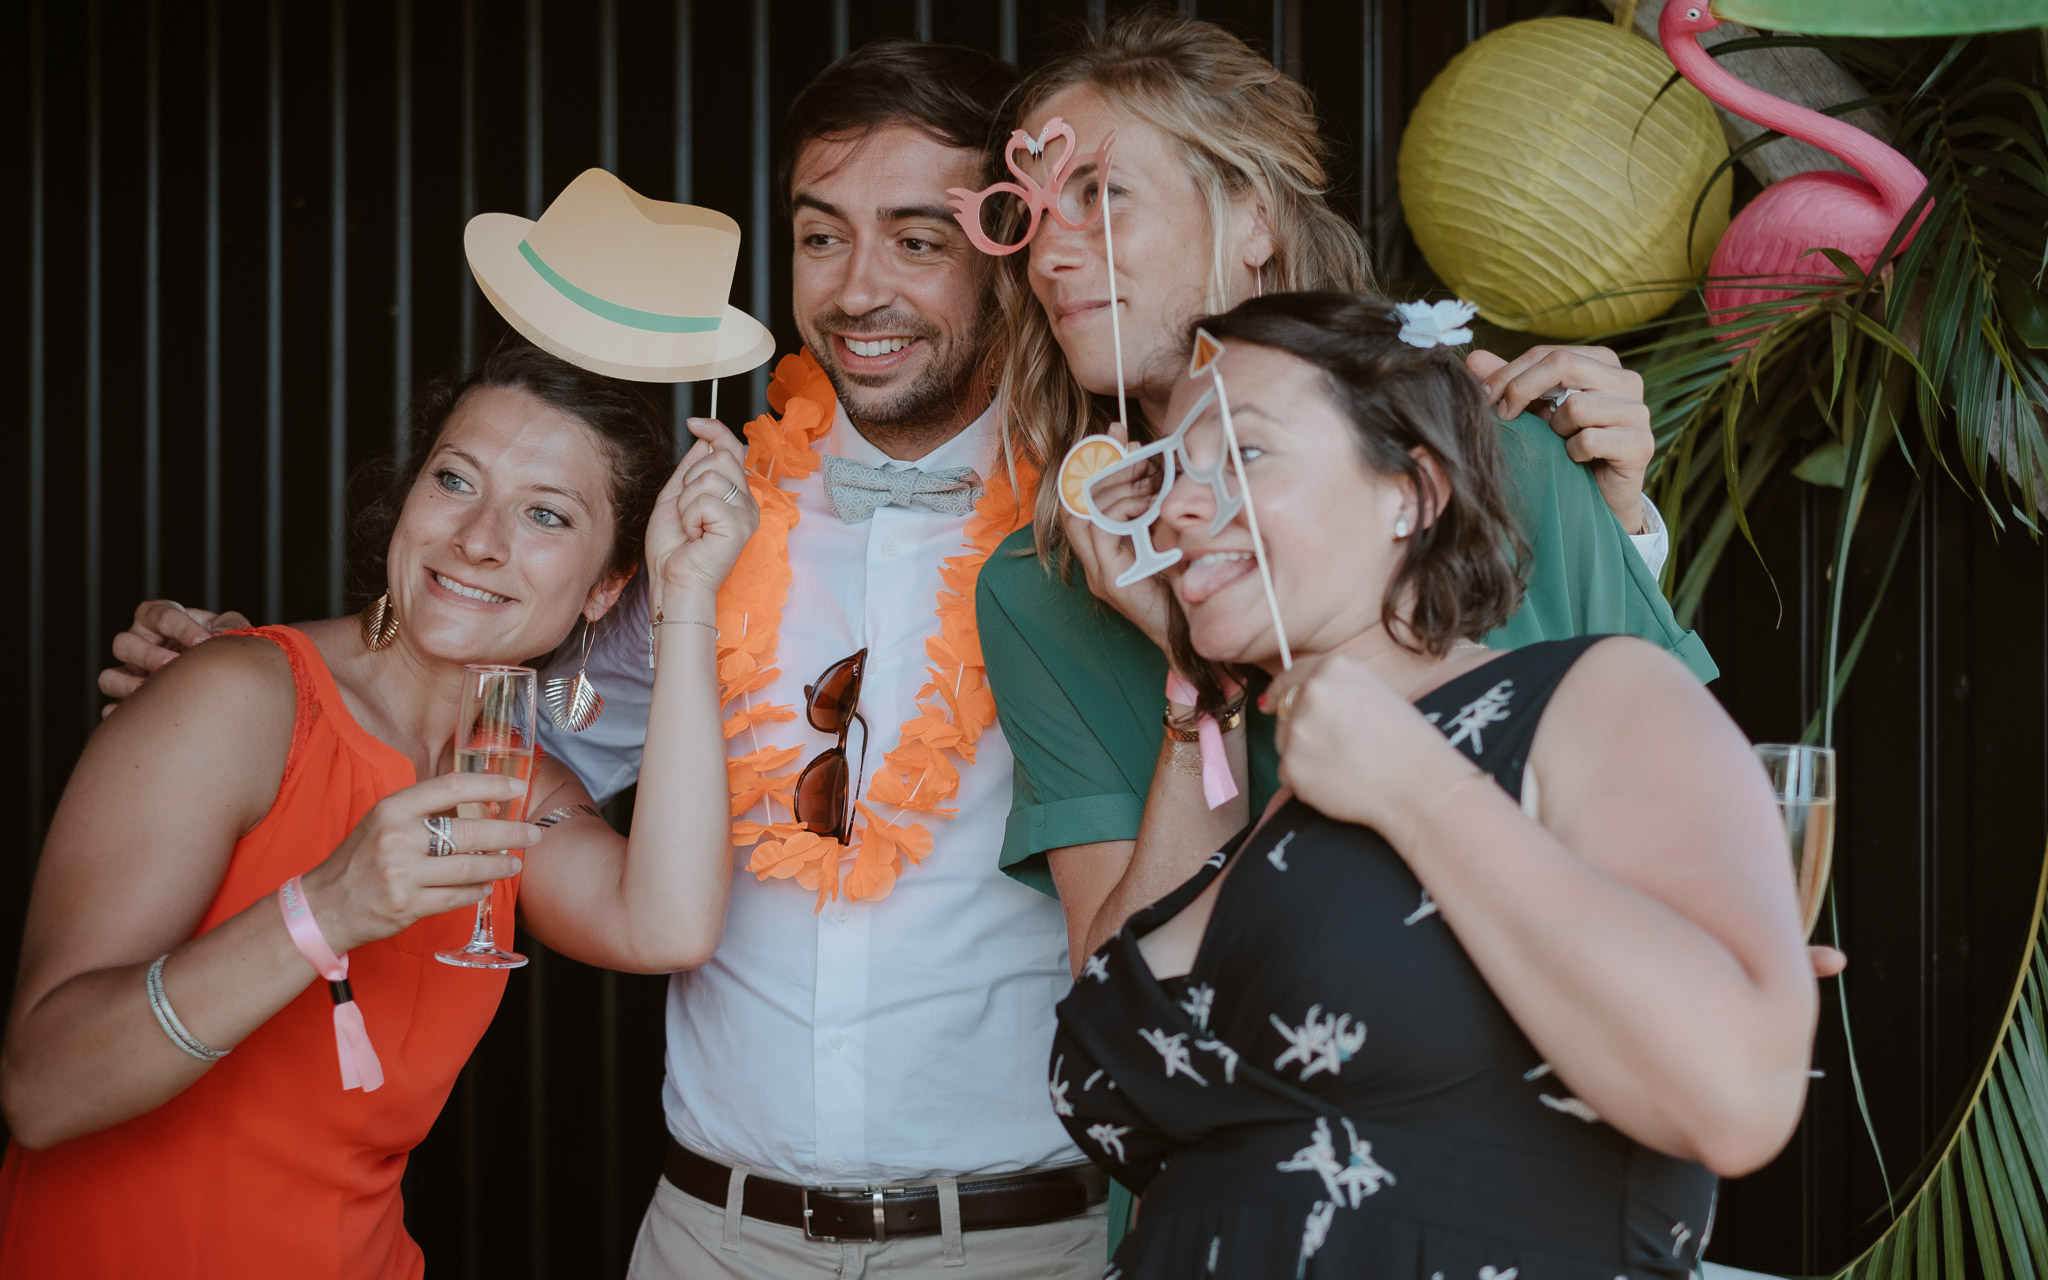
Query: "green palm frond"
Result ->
[[1825, 848, 2048, 1280]]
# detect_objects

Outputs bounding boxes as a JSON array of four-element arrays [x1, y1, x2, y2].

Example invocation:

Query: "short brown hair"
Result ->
[[777, 39, 1019, 214], [1169, 292, 1528, 716]]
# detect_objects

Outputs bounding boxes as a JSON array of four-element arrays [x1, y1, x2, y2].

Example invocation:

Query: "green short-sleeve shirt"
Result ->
[[978, 410, 1717, 896]]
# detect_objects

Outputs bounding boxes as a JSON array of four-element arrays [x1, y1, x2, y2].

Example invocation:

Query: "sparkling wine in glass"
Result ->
[[1754, 744, 1837, 939], [437, 664, 536, 970]]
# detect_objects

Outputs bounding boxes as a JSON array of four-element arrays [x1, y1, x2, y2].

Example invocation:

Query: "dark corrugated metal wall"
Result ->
[[8, 1, 2044, 1274]]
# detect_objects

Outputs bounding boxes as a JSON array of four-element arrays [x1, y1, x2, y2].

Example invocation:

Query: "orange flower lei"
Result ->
[[715, 350, 1038, 910]]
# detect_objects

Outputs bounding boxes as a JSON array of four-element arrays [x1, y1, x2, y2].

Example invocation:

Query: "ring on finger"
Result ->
[[424, 815, 456, 857], [720, 479, 741, 505], [1541, 387, 1577, 410], [1277, 685, 1302, 721]]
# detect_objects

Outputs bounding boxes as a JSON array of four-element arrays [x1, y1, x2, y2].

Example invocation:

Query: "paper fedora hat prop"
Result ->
[[466, 168, 775, 383]]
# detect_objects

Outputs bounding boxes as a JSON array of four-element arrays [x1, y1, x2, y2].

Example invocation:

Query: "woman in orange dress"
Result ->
[[0, 340, 753, 1279]]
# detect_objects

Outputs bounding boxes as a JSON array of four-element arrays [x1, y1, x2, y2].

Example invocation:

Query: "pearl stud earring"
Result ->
[[1393, 516, 1411, 538]]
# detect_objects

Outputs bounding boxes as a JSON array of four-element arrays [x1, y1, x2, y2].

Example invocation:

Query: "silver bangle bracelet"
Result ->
[[146, 954, 228, 1063]]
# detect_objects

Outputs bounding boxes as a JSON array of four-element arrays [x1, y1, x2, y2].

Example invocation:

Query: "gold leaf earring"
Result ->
[[544, 618, 605, 733], [361, 591, 400, 651]]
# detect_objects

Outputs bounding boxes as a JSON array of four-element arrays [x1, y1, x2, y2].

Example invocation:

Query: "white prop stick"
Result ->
[[709, 378, 719, 421], [1209, 368, 1292, 670], [1101, 173, 1129, 437]]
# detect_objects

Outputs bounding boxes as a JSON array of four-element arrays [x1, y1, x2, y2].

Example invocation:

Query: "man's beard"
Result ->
[[802, 307, 989, 436]]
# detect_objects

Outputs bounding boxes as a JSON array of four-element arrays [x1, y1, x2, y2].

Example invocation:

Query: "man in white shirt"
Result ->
[[565, 42, 1109, 1278]]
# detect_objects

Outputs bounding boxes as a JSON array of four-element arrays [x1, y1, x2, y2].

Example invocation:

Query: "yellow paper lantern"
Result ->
[[1399, 17, 1733, 339]]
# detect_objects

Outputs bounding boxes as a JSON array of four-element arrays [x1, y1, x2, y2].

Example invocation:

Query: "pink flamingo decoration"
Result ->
[[1659, 2, 1928, 338]]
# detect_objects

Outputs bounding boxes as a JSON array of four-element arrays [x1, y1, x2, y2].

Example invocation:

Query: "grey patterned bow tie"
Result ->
[[822, 454, 985, 524]]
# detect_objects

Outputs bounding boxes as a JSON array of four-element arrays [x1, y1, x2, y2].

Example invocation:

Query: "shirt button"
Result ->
[[881, 538, 899, 557], [828, 1032, 846, 1051], [833, 1157, 849, 1173], [835, 905, 850, 922]]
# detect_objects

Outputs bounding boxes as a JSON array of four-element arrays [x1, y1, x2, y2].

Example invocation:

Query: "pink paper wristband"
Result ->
[[277, 876, 384, 1093], [1165, 671, 1241, 811]]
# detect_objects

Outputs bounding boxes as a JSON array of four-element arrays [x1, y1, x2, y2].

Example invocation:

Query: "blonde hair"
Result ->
[[993, 10, 1374, 564]]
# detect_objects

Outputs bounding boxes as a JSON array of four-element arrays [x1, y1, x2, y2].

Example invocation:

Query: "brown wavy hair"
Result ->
[[992, 9, 1374, 567], [351, 334, 675, 664], [1167, 293, 1529, 718]]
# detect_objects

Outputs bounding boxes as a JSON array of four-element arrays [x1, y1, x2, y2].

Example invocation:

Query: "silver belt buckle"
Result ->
[[801, 1187, 837, 1242]]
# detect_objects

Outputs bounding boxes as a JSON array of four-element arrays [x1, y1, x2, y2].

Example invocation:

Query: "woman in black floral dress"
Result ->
[[1051, 294, 1819, 1279]]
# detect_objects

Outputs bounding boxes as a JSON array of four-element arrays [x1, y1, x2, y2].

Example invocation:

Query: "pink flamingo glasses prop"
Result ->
[[946, 118, 1116, 257], [1659, 3, 1928, 341]]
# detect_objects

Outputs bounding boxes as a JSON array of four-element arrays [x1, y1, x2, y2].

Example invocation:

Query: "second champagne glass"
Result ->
[[1754, 743, 1837, 939], [436, 664, 536, 970]]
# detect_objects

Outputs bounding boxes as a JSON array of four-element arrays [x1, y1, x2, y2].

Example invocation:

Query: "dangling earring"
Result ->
[[361, 591, 400, 651], [1393, 516, 1412, 539], [544, 617, 606, 732], [1255, 262, 1266, 299]]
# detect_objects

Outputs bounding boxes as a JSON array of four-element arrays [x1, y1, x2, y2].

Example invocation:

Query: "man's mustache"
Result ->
[[812, 310, 939, 341]]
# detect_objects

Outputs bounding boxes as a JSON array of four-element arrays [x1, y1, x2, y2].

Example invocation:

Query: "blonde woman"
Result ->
[[977, 11, 1711, 969]]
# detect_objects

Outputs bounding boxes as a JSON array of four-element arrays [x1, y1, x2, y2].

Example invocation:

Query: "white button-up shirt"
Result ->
[[539, 400, 1080, 1184]]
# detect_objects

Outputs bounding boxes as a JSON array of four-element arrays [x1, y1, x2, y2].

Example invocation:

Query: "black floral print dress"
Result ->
[[1050, 638, 1716, 1280]]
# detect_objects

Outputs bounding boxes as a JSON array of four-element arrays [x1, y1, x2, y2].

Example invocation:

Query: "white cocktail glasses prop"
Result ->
[[438, 664, 537, 969], [1754, 743, 1837, 939]]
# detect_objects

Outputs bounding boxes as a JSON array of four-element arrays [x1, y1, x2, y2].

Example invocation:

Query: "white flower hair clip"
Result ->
[[1393, 298, 1479, 349]]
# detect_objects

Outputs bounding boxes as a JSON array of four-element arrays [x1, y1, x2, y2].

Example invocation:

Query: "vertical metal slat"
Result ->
[[394, 0, 414, 463], [999, 0, 1016, 64], [833, 0, 848, 60], [460, 0, 478, 367], [205, 0, 222, 606], [29, 0, 47, 835], [328, 0, 349, 616], [749, 0, 769, 416], [914, 0, 931, 41], [144, 0, 161, 598], [86, 1, 103, 729], [266, 0, 284, 622]]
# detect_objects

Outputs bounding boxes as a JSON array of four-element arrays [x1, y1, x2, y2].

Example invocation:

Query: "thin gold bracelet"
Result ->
[[1162, 698, 1246, 742]]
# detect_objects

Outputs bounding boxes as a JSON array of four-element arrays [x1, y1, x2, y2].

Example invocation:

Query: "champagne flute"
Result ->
[[436, 664, 536, 969], [1754, 744, 1837, 938]]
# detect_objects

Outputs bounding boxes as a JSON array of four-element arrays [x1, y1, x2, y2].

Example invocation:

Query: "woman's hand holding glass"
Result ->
[[1063, 421, 1175, 650], [295, 771, 539, 958], [649, 417, 761, 603]]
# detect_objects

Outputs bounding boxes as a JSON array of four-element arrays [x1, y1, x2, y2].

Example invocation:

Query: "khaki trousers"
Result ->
[[625, 1171, 1109, 1280]]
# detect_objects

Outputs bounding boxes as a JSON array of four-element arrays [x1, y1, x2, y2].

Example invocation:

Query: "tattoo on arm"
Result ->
[[534, 803, 605, 829]]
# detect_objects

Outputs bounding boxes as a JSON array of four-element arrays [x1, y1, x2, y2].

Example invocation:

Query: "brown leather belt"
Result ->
[[662, 1137, 1109, 1242]]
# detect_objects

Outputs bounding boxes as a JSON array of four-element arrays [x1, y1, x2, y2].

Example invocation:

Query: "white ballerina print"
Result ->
[[1276, 1115, 1395, 1208], [1138, 1027, 1209, 1085], [1082, 953, 1110, 984], [1267, 830, 1297, 871], [1180, 982, 1216, 1032], [1295, 1200, 1337, 1278], [1270, 1004, 1367, 1081], [1195, 1037, 1241, 1084], [1540, 1093, 1602, 1123], [1440, 679, 1514, 752], [1403, 890, 1438, 925], [1087, 1122, 1132, 1164], [1049, 1055, 1075, 1118]]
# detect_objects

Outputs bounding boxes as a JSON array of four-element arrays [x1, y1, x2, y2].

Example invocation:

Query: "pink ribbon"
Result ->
[[1166, 672, 1240, 811], [277, 876, 384, 1093]]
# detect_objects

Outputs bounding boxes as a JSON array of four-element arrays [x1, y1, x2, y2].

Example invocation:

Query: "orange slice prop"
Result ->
[[1058, 435, 1129, 518]]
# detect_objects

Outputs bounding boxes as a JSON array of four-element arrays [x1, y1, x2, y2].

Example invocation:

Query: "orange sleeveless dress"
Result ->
[[0, 626, 521, 1280]]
